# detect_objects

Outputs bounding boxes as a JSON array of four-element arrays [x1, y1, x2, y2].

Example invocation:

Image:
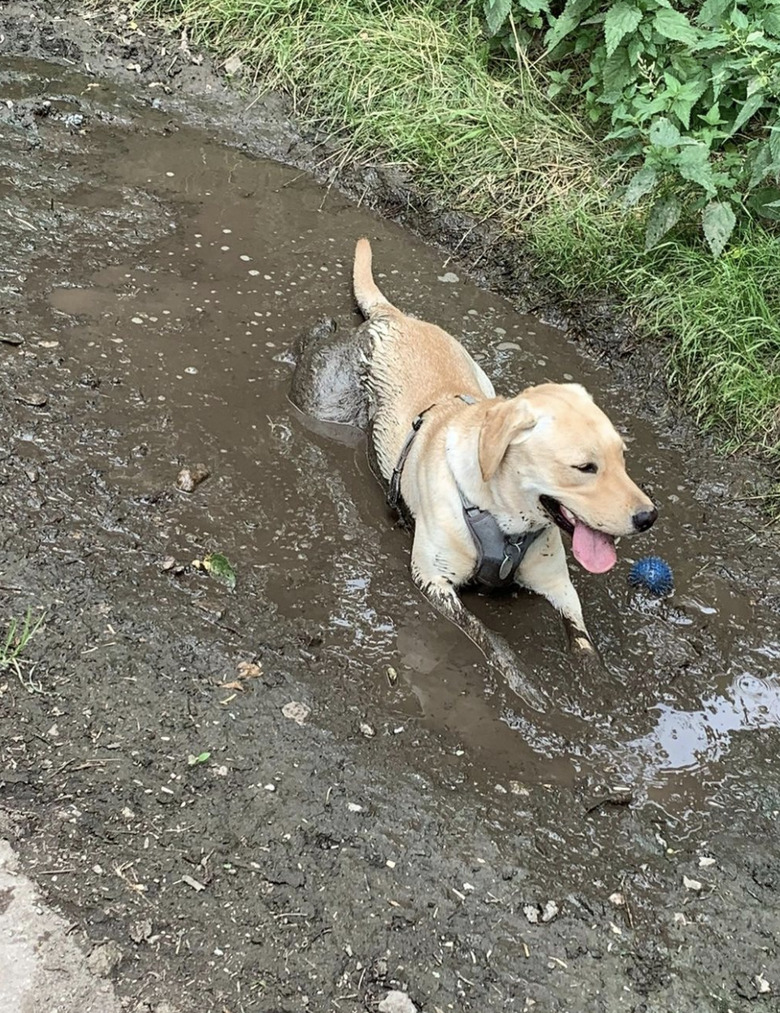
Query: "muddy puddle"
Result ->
[[3, 34, 780, 1012], [2, 56, 778, 821]]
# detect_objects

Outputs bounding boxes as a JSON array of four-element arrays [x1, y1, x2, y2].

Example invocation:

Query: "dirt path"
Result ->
[[1, 4, 779, 1012]]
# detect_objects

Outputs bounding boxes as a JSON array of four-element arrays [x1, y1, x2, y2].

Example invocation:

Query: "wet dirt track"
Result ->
[[1, 5, 780, 1013]]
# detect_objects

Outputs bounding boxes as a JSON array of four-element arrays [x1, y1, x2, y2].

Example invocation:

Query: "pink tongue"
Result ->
[[572, 519, 617, 573]]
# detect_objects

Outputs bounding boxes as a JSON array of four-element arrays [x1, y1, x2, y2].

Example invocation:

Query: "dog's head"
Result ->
[[478, 383, 656, 573]]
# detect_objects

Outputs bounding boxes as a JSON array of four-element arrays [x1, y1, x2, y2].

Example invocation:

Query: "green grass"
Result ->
[[1, 609, 45, 683], [133, 0, 780, 460]]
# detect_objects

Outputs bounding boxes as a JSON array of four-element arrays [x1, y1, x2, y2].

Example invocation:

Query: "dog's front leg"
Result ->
[[518, 528, 601, 661], [412, 570, 546, 712]]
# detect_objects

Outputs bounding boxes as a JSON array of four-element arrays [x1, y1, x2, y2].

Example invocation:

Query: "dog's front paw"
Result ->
[[570, 634, 607, 677]]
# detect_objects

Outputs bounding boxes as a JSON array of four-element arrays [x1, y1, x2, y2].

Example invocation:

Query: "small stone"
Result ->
[[87, 940, 123, 976], [756, 974, 771, 994], [378, 991, 417, 1013], [683, 875, 703, 892], [224, 54, 243, 76], [0, 333, 24, 346], [673, 912, 688, 926], [161, 556, 176, 571], [347, 803, 363, 813], [608, 891, 626, 907], [698, 856, 716, 868], [176, 464, 209, 493], [437, 272, 459, 284], [541, 900, 559, 922], [281, 701, 310, 725], [523, 904, 540, 924], [359, 722, 376, 738], [15, 390, 48, 407]]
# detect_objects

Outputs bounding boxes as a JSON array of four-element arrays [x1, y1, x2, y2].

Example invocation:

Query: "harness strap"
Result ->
[[387, 403, 436, 511], [458, 491, 543, 590], [386, 394, 475, 511], [386, 393, 543, 590]]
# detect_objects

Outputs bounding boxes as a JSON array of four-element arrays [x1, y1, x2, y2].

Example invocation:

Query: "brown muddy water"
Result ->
[[1, 41, 780, 1013], [9, 58, 777, 807]]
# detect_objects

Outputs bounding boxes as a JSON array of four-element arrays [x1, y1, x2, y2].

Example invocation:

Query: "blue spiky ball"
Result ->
[[628, 556, 674, 597]]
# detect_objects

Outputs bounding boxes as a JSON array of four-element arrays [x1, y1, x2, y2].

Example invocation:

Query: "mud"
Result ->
[[1, 4, 780, 1013]]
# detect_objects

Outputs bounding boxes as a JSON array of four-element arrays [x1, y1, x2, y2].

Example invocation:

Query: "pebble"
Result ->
[[437, 272, 459, 283], [87, 940, 123, 976], [378, 991, 417, 1013], [281, 701, 310, 725], [15, 390, 48, 407], [176, 464, 210, 493]]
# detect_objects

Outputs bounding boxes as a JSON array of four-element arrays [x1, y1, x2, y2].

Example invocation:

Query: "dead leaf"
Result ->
[[218, 680, 245, 692]]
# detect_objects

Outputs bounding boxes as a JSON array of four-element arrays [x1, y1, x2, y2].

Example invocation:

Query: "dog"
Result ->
[[291, 239, 657, 705]]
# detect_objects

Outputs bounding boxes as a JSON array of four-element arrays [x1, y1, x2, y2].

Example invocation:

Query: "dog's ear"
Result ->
[[478, 396, 536, 482]]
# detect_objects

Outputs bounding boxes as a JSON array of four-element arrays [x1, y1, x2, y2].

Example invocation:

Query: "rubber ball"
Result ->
[[628, 556, 674, 597]]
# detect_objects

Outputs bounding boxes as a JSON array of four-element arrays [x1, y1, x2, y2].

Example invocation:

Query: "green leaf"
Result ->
[[748, 141, 775, 189], [769, 125, 780, 164], [645, 195, 682, 250], [731, 91, 766, 135], [669, 78, 708, 130], [600, 47, 634, 100], [624, 164, 658, 206], [654, 7, 698, 45], [697, 0, 731, 28], [649, 117, 682, 148], [604, 2, 643, 57], [203, 553, 237, 590], [187, 751, 211, 766], [484, 0, 513, 36], [701, 102, 722, 126], [747, 186, 780, 221], [674, 144, 717, 194], [701, 200, 736, 257], [544, 0, 592, 53]]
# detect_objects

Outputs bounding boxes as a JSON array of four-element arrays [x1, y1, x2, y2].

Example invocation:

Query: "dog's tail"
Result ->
[[353, 238, 392, 318]]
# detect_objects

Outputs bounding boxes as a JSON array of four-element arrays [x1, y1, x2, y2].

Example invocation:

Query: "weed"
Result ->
[[1, 609, 46, 692], [487, 0, 780, 254]]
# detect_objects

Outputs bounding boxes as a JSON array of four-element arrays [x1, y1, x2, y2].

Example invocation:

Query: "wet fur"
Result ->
[[291, 239, 656, 708]]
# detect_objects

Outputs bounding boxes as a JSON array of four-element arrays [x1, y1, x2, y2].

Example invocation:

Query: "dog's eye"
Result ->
[[574, 463, 598, 474]]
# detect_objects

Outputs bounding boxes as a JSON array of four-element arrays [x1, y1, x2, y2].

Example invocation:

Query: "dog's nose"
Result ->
[[632, 507, 658, 532]]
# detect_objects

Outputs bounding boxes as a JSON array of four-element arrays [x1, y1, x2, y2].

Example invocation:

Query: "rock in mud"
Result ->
[[14, 389, 47, 407], [175, 464, 210, 492], [282, 700, 311, 725], [378, 991, 418, 1013], [86, 940, 123, 977]]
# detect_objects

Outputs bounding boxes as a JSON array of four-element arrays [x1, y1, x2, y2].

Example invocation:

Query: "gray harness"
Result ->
[[387, 396, 543, 591]]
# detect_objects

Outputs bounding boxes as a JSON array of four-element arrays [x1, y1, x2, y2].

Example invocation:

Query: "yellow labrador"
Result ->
[[292, 239, 657, 702]]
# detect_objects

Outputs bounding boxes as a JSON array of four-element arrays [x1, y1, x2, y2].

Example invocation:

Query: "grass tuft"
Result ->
[[1, 609, 45, 688]]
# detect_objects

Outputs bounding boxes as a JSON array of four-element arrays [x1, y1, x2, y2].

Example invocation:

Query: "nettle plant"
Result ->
[[484, 0, 780, 255]]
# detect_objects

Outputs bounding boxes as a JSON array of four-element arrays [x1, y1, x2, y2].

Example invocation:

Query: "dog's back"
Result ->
[[353, 239, 495, 480]]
